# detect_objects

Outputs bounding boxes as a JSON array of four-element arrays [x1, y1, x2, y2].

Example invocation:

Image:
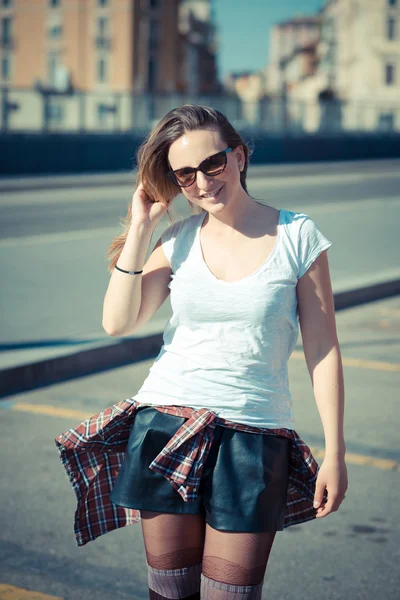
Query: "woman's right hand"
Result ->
[[131, 182, 169, 228]]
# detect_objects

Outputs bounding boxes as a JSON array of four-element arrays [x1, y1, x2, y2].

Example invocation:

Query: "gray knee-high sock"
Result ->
[[147, 561, 202, 599], [200, 573, 264, 599]]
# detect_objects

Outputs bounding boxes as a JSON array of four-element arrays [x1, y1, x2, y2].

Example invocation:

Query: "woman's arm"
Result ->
[[102, 220, 171, 337], [103, 183, 171, 337], [296, 250, 348, 517]]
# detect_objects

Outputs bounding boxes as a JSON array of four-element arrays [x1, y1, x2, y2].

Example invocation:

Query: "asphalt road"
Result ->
[[0, 295, 399, 600], [0, 160, 400, 351], [0, 161, 399, 599]]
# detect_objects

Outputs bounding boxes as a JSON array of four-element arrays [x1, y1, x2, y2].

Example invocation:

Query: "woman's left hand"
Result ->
[[313, 455, 348, 518]]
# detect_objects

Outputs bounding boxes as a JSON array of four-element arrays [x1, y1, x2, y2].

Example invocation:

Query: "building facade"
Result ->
[[266, 15, 321, 96], [178, 0, 219, 95], [0, 0, 219, 131], [224, 70, 266, 126], [282, 0, 400, 132], [323, 0, 400, 130], [0, 0, 184, 92]]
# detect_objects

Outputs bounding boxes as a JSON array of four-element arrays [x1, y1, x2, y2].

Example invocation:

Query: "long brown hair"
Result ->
[[106, 104, 251, 272]]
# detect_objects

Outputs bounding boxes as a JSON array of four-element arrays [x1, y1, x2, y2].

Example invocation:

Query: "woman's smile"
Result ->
[[200, 184, 224, 201]]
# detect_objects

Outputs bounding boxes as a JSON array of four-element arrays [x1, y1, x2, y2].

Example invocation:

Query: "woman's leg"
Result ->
[[200, 524, 277, 599], [141, 510, 206, 600]]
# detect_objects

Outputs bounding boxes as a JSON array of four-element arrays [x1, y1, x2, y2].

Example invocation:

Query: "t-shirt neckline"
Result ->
[[195, 208, 284, 285]]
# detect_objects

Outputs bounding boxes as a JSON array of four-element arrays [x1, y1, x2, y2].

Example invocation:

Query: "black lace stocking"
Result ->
[[202, 526, 276, 586], [141, 511, 277, 598], [141, 511, 204, 599], [141, 511, 206, 569]]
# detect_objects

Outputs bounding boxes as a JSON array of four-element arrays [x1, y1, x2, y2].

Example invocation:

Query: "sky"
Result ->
[[213, 0, 325, 78]]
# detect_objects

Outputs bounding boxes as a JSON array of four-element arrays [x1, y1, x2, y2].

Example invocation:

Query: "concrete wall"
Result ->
[[1, 132, 400, 176]]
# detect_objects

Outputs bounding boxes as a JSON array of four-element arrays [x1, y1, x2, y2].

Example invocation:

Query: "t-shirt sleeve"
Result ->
[[160, 219, 184, 269], [297, 215, 332, 279]]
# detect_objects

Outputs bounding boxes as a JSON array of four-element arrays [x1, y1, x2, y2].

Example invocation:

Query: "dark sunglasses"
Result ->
[[167, 147, 233, 188]]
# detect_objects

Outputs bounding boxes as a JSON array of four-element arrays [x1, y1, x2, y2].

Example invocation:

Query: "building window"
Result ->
[[97, 57, 108, 82], [378, 113, 395, 131], [149, 18, 159, 51], [385, 63, 395, 84], [49, 24, 62, 39], [97, 104, 108, 124], [96, 17, 111, 49], [388, 0, 397, 6], [97, 16, 108, 35], [97, 103, 116, 124], [50, 0, 61, 7], [1, 16, 12, 43], [48, 50, 60, 86], [387, 17, 396, 39], [97, 16, 109, 38], [150, 0, 159, 7], [98, 0, 109, 6], [46, 101, 64, 124], [97, 104, 105, 124], [1, 54, 10, 80], [2, 1, 13, 8], [148, 57, 157, 90]]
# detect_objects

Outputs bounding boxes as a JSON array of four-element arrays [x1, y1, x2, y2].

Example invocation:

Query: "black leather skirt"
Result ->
[[110, 406, 291, 532]]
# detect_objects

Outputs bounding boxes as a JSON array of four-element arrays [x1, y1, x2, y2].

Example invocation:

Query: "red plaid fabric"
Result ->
[[55, 398, 327, 547]]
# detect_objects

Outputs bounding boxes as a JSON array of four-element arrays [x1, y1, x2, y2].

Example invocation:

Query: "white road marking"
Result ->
[[248, 171, 400, 188], [300, 196, 400, 215], [0, 227, 118, 247]]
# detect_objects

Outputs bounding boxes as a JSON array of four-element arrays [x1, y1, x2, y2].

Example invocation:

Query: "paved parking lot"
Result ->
[[0, 295, 399, 600]]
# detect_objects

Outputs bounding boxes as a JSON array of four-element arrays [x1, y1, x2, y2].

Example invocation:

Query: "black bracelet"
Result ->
[[115, 265, 143, 275]]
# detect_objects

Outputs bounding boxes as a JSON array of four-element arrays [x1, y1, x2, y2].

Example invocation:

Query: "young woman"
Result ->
[[56, 105, 348, 600]]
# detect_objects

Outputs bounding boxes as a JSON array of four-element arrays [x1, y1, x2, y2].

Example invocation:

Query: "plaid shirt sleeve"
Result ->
[[55, 400, 327, 546], [55, 398, 141, 546], [283, 430, 328, 527]]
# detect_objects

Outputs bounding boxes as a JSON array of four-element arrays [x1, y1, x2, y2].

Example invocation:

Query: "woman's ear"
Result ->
[[235, 146, 245, 171]]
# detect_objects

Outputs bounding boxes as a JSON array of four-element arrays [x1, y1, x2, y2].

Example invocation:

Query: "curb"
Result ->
[[1, 279, 399, 399], [0, 332, 163, 399], [333, 278, 400, 310]]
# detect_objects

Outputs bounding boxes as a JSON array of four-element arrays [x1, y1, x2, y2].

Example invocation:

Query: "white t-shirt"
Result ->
[[133, 208, 332, 429]]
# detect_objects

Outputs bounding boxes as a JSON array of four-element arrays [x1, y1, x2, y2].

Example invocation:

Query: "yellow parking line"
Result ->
[[12, 402, 92, 421], [341, 357, 400, 372], [0, 584, 63, 599], [345, 452, 400, 471], [9, 402, 400, 472], [291, 351, 400, 372], [309, 448, 400, 472]]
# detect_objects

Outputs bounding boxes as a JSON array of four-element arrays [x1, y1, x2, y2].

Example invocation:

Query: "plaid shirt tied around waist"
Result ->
[[55, 399, 327, 547]]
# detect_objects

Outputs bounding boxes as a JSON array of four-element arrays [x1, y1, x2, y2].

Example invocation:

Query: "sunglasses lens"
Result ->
[[202, 151, 226, 176], [173, 168, 195, 187], [170, 150, 229, 187]]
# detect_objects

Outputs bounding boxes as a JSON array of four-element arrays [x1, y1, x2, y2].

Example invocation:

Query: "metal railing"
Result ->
[[1, 86, 400, 134]]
